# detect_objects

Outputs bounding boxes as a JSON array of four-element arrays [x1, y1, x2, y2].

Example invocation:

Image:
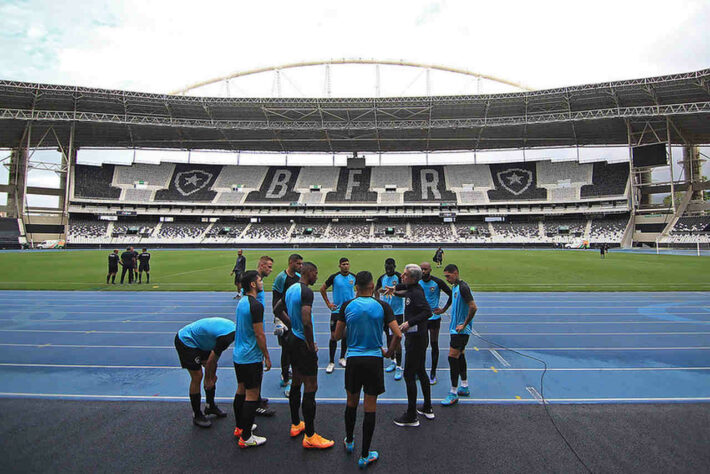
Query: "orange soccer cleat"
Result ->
[[303, 433, 335, 449]]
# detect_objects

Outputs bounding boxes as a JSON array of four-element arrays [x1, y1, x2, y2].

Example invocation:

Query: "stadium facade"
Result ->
[[0, 67, 709, 248]]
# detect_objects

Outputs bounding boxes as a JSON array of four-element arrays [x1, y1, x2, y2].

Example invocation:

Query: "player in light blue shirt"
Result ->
[[333, 270, 402, 468], [441, 264, 478, 406], [320, 257, 356, 373], [375, 258, 404, 378], [418, 261, 452, 385]]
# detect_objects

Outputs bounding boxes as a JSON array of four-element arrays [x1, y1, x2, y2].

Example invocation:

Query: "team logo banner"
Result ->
[[174, 170, 214, 196], [497, 168, 532, 196]]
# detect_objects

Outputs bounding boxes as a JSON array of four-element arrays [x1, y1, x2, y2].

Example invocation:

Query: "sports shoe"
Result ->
[[393, 412, 419, 427], [238, 434, 267, 448], [416, 405, 435, 420], [339, 358, 347, 368], [429, 375, 437, 385], [280, 376, 289, 387], [457, 386, 471, 397], [255, 406, 275, 417], [441, 393, 459, 406], [193, 414, 212, 428], [326, 362, 335, 374], [290, 421, 305, 437], [205, 405, 227, 418], [385, 361, 397, 372], [394, 367, 403, 381], [233, 424, 258, 438], [273, 325, 286, 337], [344, 437, 354, 453], [284, 381, 291, 397], [303, 433, 335, 449], [358, 451, 379, 469]]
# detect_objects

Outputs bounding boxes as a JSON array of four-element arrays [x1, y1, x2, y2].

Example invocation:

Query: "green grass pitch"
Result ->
[[0, 249, 707, 292]]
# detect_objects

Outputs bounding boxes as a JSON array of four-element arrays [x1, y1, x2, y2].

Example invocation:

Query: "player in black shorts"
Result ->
[[106, 249, 119, 284], [119, 247, 134, 284], [231, 249, 246, 299], [130, 246, 139, 282], [433, 247, 444, 268], [137, 248, 150, 284], [333, 271, 402, 468], [174, 317, 235, 427]]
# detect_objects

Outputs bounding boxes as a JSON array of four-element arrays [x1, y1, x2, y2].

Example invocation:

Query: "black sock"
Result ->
[[106, 275, 110, 284], [111, 275, 116, 283], [146, 274, 149, 283], [302, 391, 316, 437], [233, 393, 245, 427], [289, 384, 301, 426], [340, 340, 347, 359], [138, 274, 142, 283], [459, 353, 467, 381], [205, 386, 216, 408], [430, 339, 439, 377], [362, 412, 376, 458], [345, 405, 357, 443], [395, 350, 402, 367], [190, 392, 202, 417], [329, 340, 337, 364], [449, 356, 460, 388], [281, 349, 290, 382], [239, 401, 258, 439]]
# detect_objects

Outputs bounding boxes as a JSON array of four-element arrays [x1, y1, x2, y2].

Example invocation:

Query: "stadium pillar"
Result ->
[[6, 147, 28, 218], [59, 124, 76, 238], [639, 171, 652, 206], [682, 146, 703, 201]]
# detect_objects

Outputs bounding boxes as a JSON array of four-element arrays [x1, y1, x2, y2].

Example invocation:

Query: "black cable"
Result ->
[[471, 331, 594, 474]]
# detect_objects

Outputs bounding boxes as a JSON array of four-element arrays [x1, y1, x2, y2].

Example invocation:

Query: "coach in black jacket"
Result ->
[[384, 263, 433, 427]]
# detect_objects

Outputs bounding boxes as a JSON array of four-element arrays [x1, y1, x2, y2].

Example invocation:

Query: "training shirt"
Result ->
[[324, 272, 356, 314], [138, 252, 151, 267], [449, 280, 475, 335], [419, 276, 452, 320], [108, 253, 119, 268], [337, 297, 395, 358], [375, 272, 404, 315], [178, 317, 235, 354], [233, 255, 246, 274], [272, 270, 301, 310], [233, 295, 265, 364], [285, 282, 314, 341], [120, 251, 134, 267]]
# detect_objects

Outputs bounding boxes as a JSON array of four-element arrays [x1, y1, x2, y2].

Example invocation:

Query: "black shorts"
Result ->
[[277, 328, 290, 346], [330, 313, 340, 333], [234, 272, 242, 286], [174, 334, 210, 371], [345, 356, 385, 396], [385, 314, 403, 333], [108, 266, 118, 274], [139, 264, 150, 272], [288, 333, 318, 377], [427, 318, 441, 331], [234, 362, 263, 390], [450, 334, 470, 351]]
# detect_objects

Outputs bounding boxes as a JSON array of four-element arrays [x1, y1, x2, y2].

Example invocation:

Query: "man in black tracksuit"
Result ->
[[385, 263, 433, 427], [120, 247, 135, 284], [107, 249, 119, 284]]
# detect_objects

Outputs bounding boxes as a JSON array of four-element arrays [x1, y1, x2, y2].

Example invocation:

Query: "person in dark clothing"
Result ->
[[137, 248, 151, 284], [119, 247, 134, 284], [600, 245, 606, 259], [384, 263, 433, 427], [106, 249, 119, 284], [433, 247, 444, 268], [272, 253, 303, 396], [231, 249, 247, 299], [130, 246, 139, 282]]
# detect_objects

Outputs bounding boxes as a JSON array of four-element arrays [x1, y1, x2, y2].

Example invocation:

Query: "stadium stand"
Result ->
[[68, 219, 108, 240], [203, 223, 247, 241], [154, 164, 221, 202], [445, 164, 495, 189], [113, 220, 156, 236], [114, 163, 174, 188], [409, 223, 454, 241], [581, 162, 629, 198], [491, 221, 542, 242], [325, 168, 378, 203], [589, 216, 629, 242], [403, 166, 457, 202], [211, 166, 267, 191], [242, 222, 291, 241], [245, 167, 302, 202], [158, 222, 209, 240], [487, 162, 548, 201], [122, 188, 155, 202], [542, 219, 587, 236], [454, 222, 491, 241], [327, 222, 371, 242], [291, 223, 329, 241], [213, 191, 249, 204], [671, 216, 710, 233], [536, 161, 593, 186], [370, 167, 411, 190], [0, 218, 21, 249], [548, 187, 580, 202], [74, 164, 121, 199]]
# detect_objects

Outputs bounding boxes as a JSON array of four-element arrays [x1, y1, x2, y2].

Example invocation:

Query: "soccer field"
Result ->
[[0, 248, 707, 292]]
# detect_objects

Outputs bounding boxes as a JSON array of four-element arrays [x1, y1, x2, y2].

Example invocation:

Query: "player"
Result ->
[[320, 257, 355, 374], [418, 262, 452, 384], [106, 249, 119, 284], [375, 258, 404, 380], [137, 248, 150, 284], [250, 255, 276, 417], [130, 246, 139, 282], [119, 247, 134, 284], [231, 249, 246, 299], [333, 271, 402, 468], [383, 264, 433, 427], [440, 264, 478, 406], [233, 270, 271, 448], [272, 253, 303, 396], [274, 262, 334, 449], [433, 247, 444, 268], [173, 317, 235, 427]]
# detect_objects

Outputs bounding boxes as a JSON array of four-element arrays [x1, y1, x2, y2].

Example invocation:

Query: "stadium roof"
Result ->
[[0, 68, 709, 153]]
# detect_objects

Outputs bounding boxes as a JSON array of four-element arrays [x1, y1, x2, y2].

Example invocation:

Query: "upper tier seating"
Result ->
[[122, 189, 154, 202], [445, 164, 495, 189], [74, 164, 121, 199], [581, 162, 629, 198], [114, 163, 175, 187], [370, 167, 411, 190], [325, 168, 378, 203], [404, 166, 457, 202], [487, 162, 548, 201], [295, 167, 339, 191], [211, 166, 268, 190], [154, 164, 222, 201], [536, 161, 592, 186], [245, 167, 302, 202]]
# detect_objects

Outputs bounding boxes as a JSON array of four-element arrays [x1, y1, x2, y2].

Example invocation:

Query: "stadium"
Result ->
[[1, 55, 710, 473]]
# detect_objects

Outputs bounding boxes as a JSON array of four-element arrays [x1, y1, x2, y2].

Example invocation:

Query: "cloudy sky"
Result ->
[[1, 0, 709, 203]]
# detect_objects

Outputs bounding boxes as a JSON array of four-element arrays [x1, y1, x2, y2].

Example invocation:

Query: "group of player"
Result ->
[[173, 249, 477, 468], [106, 246, 151, 284]]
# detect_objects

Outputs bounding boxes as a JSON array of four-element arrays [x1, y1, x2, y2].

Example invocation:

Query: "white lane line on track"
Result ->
[[491, 350, 512, 367], [526, 386, 544, 403]]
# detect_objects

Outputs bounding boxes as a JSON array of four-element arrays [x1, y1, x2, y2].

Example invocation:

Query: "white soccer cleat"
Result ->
[[239, 434, 267, 448], [326, 362, 335, 374], [339, 358, 347, 368]]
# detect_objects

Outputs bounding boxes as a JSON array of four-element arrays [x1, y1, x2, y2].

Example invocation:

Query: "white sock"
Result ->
[[451, 386, 457, 394], [461, 380, 468, 388]]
